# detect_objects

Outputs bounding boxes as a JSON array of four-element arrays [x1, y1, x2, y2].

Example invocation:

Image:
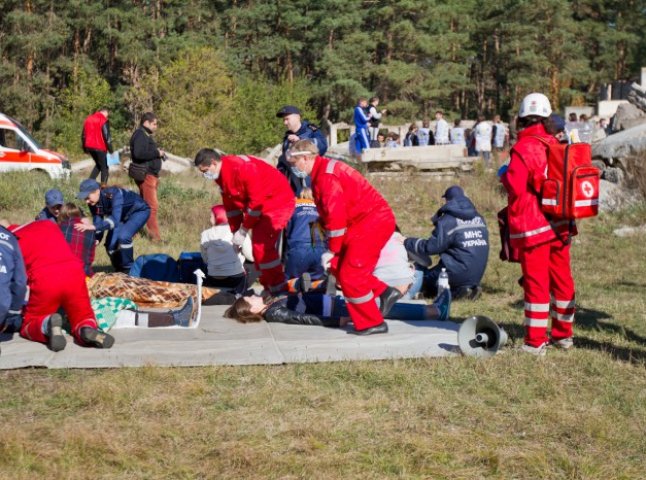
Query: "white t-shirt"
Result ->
[[475, 122, 492, 152]]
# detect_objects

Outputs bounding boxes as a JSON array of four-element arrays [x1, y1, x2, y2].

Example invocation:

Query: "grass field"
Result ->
[[0, 167, 645, 479]]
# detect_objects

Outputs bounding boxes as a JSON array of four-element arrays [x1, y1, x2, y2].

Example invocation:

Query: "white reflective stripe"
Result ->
[[259, 258, 282, 270], [326, 160, 338, 174], [553, 299, 575, 309], [575, 199, 598, 207], [524, 317, 549, 328], [239, 155, 250, 162], [120, 243, 133, 249], [552, 312, 574, 322], [8, 310, 21, 315], [0, 240, 14, 250], [247, 209, 261, 217], [345, 292, 374, 304], [326, 228, 346, 238], [446, 224, 488, 236], [322, 295, 332, 317], [524, 302, 550, 313], [269, 282, 287, 293], [227, 209, 243, 218], [105, 218, 115, 229], [542, 198, 558, 206], [510, 224, 552, 239], [414, 238, 423, 253]]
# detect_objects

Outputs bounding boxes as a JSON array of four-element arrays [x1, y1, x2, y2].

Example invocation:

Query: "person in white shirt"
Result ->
[[450, 118, 466, 147], [474, 115, 493, 167], [434, 110, 450, 145], [200, 205, 251, 295]]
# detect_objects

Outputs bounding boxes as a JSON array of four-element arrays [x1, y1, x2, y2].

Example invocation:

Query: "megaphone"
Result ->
[[458, 316, 508, 357]]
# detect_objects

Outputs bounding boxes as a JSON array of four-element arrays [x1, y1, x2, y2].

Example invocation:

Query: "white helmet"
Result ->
[[518, 93, 552, 118]]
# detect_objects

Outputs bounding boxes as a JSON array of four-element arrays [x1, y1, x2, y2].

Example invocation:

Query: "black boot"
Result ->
[[379, 287, 403, 317], [348, 322, 389, 336], [79, 327, 115, 349]]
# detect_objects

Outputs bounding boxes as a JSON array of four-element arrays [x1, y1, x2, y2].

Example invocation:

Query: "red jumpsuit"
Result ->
[[502, 124, 576, 347], [217, 155, 295, 294], [9, 221, 98, 345], [310, 156, 396, 331]]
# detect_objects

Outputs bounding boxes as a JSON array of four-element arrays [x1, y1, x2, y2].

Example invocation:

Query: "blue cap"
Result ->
[[276, 105, 302, 118], [442, 185, 465, 201], [550, 113, 566, 133], [45, 189, 64, 207], [77, 179, 101, 200]]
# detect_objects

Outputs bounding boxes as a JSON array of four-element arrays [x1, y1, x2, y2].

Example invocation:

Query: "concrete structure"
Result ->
[[361, 144, 474, 171]]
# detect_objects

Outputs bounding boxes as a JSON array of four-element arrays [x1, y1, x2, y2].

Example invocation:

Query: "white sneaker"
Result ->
[[551, 337, 574, 350], [520, 342, 548, 356]]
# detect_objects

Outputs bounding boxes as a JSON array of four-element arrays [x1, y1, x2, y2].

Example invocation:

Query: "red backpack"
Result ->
[[534, 138, 600, 220]]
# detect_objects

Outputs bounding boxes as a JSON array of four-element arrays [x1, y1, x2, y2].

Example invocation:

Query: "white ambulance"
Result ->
[[0, 113, 71, 179]]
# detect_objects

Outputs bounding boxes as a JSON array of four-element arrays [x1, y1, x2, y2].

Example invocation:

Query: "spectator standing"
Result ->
[[417, 119, 434, 146], [501, 93, 577, 355], [35, 189, 64, 222], [194, 148, 295, 296], [475, 115, 493, 167], [450, 119, 466, 147], [492, 114, 508, 165], [129, 112, 165, 242], [403, 124, 419, 146], [286, 139, 401, 335], [578, 114, 593, 143], [353, 98, 371, 158], [276, 105, 328, 195], [434, 111, 450, 145], [368, 97, 387, 141], [82, 108, 113, 186]]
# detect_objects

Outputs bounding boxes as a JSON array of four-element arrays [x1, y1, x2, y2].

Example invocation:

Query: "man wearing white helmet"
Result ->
[[500, 92, 577, 356]]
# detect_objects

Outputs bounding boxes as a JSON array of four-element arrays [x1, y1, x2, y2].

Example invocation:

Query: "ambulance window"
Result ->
[[0, 129, 21, 150]]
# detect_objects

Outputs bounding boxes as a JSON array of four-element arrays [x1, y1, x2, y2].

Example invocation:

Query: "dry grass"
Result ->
[[1, 168, 646, 479]]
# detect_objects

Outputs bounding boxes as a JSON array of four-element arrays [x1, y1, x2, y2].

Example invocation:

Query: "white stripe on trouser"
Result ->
[[524, 317, 549, 328], [553, 299, 575, 309], [524, 302, 550, 312], [345, 292, 374, 304], [259, 258, 281, 270], [105, 218, 115, 229], [120, 243, 133, 249], [552, 312, 574, 323]]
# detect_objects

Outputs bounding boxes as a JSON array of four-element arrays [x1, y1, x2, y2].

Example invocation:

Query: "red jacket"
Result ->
[[82, 111, 112, 152], [216, 155, 295, 232], [310, 156, 394, 253], [9, 220, 83, 276], [502, 124, 573, 248]]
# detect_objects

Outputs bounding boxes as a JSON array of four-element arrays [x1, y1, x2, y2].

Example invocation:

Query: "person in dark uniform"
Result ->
[[276, 105, 328, 195], [76, 179, 150, 273], [0, 224, 27, 341]]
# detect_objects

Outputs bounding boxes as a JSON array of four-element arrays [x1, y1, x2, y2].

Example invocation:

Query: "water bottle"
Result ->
[[437, 268, 450, 294]]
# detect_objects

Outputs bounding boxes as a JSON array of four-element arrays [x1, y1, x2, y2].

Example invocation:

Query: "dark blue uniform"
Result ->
[[284, 199, 327, 280], [0, 226, 27, 333], [404, 192, 489, 296], [90, 186, 150, 272], [277, 120, 328, 195]]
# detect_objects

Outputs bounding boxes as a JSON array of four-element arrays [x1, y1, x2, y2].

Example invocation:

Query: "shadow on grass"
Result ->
[[576, 306, 646, 346], [576, 336, 646, 366]]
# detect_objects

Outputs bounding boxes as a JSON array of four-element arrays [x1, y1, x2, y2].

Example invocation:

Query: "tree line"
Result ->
[[0, 0, 644, 157]]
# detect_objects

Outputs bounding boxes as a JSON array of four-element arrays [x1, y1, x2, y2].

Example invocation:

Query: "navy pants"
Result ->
[[285, 245, 326, 280], [106, 208, 150, 272]]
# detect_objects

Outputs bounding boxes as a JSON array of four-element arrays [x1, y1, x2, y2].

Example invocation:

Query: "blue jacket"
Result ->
[[285, 199, 327, 250], [354, 105, 370, 130], [0, 226, 27, 327], [278, 120, 328, 172], [35, 207, 57, 222], [404, 195, 489, 287], [89, 186, 150, 234]]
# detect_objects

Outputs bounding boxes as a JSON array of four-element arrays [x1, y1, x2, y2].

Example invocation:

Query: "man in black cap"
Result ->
[[402, 185, 490, 300], [276, 105, 328, 195]]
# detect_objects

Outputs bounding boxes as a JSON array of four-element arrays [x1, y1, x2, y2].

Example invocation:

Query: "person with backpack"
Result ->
[[500, 92, 577, 356]]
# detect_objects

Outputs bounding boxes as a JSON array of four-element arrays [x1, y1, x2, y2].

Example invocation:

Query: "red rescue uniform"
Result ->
[[310, 156, 396, 331], [502, 123, 576, 347], [9, 221, 99, 345], [216, 154, 295, 293], [82, 111, 110, 152]]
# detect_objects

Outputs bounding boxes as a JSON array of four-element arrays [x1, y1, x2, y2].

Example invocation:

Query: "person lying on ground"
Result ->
[[225, 288, 451, 326]]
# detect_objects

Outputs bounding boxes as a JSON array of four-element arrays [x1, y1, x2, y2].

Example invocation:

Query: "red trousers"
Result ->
[[252, 216, 288, 294], [137, 174, 161, 241], [520, 238, 576, 347], [337, 209, 395, 330], [21, 262, 98, 344]]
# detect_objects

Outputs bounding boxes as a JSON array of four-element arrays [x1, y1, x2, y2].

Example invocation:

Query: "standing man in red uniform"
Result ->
[[285, 139, 401, 335], [82, 107, 114, 186], [501, 93, 576, 355], [194, 148, 295, 295], [7, 220, 114, 351]]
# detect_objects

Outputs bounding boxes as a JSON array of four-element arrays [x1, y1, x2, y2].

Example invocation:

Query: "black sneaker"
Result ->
[[348, 322, 389, 336], [379, 287, 403, 317], [79, 327, 115, 349], [47, 313, 67, 352]]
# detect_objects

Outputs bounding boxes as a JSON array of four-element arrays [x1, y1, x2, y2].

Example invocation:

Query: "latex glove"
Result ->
[[232, 227, 248, 248], [320, 250, 334, 271]]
